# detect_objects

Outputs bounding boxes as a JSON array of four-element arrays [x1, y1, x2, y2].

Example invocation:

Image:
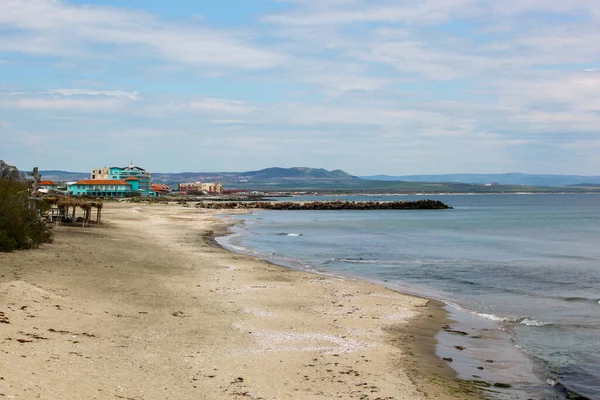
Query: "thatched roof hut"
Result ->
[[43, 197, 104, 225]]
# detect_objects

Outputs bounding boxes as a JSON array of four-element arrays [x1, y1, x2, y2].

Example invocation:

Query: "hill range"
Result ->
[[37, 167, 600, 193], [360, 173, 600, 187]]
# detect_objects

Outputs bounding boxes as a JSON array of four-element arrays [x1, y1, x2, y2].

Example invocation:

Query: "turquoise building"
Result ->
[[90, 162, 153, 195], [110, 164, 152, 193], [67, 179, 136, 197]]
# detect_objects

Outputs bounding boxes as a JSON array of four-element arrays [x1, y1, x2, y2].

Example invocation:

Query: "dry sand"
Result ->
[[0, 203, 480, 399]]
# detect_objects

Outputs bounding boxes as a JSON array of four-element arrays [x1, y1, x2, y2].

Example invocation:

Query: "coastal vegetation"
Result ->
[[0, 160, 52, 252]]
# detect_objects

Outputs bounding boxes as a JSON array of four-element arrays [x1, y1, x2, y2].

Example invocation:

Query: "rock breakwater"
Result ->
[[196, 199, 452, 210]]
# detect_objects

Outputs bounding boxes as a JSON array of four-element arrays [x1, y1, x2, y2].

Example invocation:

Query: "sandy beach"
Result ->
[[0, 203, 479, 399]]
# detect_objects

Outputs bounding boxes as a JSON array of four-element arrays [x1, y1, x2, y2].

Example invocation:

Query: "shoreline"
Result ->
[[214, 209, 560, 399], [1, 203, 481, 399], [206, 216, 478, 396]]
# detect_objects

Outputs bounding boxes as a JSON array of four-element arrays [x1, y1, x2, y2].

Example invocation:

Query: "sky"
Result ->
[[1, 0, 600, 175]]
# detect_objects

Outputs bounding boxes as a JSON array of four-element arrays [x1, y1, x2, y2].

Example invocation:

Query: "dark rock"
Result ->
[[443, 357, 453, 362], [444, 328, 469, 336], [196, 200, 452, 211]]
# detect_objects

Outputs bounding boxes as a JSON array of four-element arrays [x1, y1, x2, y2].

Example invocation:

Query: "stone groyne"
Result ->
[[196, 199, 452, 210]]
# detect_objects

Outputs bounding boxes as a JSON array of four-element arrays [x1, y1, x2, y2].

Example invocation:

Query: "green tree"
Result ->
[[0, 160, 52, 252], [0, 160, 21, 180]]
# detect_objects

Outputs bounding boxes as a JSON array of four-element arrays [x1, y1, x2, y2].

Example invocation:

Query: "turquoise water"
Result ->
[[219, 194, 600, 398]]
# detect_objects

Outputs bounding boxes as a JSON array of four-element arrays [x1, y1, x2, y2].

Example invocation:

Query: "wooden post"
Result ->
[[32, 167, 40, 194], [27, 167, 41, 212]]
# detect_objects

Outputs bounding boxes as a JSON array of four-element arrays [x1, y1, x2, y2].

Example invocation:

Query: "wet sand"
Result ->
[[0, 203, 481, 399]]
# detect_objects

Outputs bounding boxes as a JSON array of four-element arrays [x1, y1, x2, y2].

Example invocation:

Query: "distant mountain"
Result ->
[[360, 173, 600, 187], [39, 167, 358, 185], [241, 167, 357, 180], [36, 168, 600, 192], [38, 170, 88, 182], [151, 167, 357, 185]]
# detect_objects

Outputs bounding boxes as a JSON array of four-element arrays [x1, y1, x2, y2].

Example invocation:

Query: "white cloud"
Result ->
[[301, 73, 393, 92], [264, 0, 600, 83], [562, 140, 600, 150], [0, 89, 138, 112], [3, 0, 600, 174], [264, 0, 483, 26], [506, 139, 535, 146], [48, 89, 140, 100], [496, 72, 600, 130], [266, 0, 600, 27], [189, 98, 257, 114], [0, 0, 286, 70], [3, 97, 125, 111]]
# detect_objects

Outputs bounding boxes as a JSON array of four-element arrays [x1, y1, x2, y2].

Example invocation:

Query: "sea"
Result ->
[[216, 194, 600, 399]]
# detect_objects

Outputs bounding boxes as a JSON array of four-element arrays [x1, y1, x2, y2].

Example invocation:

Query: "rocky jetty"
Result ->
[[196, 199, 452, 210]]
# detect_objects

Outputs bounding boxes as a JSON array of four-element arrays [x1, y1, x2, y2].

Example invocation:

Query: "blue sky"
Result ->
[[1, 0, 600, 175]]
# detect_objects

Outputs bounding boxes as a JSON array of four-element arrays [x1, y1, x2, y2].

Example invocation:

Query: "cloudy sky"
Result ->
[[1, 0, 600, 175]]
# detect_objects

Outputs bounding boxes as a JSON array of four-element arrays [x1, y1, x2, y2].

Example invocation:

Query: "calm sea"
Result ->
[[217, 194, 600, 399]]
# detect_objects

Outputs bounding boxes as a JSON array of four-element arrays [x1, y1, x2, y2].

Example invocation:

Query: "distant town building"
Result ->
[[38, 180, 58, 190], [201, 182, 223, 194], [179, 182, 223, 194], [91, 168, 111, 180], [179, 182, 203, 194], [90, 162, 153, 195], [151, 183, 172, 195], [67, 180, 135, 197]]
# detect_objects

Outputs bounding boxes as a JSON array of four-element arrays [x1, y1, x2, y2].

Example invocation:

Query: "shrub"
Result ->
[[0, 229, 18, 252], [0, 160, 52, 252]]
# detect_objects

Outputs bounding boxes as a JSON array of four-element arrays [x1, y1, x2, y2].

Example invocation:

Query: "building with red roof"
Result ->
[[39, 180, 58, 190], [151, 184, 171, 195]]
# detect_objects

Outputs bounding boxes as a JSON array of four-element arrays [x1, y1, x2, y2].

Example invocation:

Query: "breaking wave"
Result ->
[[470, 312, 550, 327]]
